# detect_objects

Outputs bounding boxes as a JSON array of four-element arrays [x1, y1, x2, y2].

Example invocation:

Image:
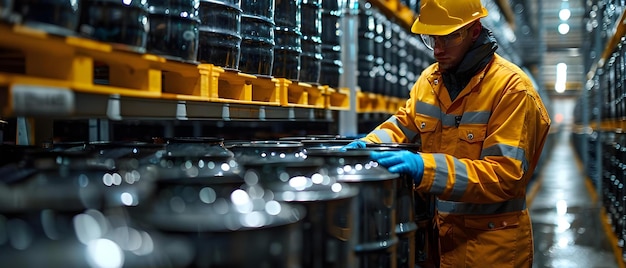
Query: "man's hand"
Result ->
[[340, 140, 367, 150], [370, 150, 424, 185]]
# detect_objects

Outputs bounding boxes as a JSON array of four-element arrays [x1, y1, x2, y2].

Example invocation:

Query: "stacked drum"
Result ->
[[357, 2, 375, 93], [14, 0, 81, 36], [373, 12, 387, 96], [197, 0, 242, 69], [78, 0, 150, 52], [272, 0, 302, 80], [299, 0, 322, 84], [319, 0, 343, 88], [239, 0, 275, 76], [145, 0, 201, 62]]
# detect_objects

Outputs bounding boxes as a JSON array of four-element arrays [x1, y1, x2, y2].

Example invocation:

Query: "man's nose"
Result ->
[[433, 42, 446, 54]]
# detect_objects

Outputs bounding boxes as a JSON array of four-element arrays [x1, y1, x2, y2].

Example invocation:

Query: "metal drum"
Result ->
[[305, 134, 346, 139], [384, 20, 399, 97], [197, 0, 242, 69], [366, 143, 424, 268], [299, 0, 322, 84], [357, 2, 375, 93], [242, 158, 359, 268], [146, 0, 200, 62], [78, 0, 149, 52], [320, 5, 340, 47], [396, 29, 410, 98], [373, 12, 387, 95], [389, 23, 402, 97], [299, 139, 354, 150], [272, 0, 301, 80], [367, 142, 436, 268], [136, 136, 306, 267], [239, 0, 275, 76], [320, 0, 342, 88], [156, 137, 241, 180], [319, 44, 342, 88], [15, 0, 81, 36], [239, 14, 275, 75], [306, 148, 399, 268], [139, 154, 304, 267], [86, 141, 164, 206], [226, 140, 306, 164], [278, 134, 345, 143], [0, 149, 185, 267]]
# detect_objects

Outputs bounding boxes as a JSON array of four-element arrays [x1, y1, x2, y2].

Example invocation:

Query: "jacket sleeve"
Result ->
[[361, 85, 422, 144]]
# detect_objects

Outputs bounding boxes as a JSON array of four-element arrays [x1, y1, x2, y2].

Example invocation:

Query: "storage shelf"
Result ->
[[0, 23, 345, 120], [1, 89, 334, 121], [587, 119, 626, 132], [583, 9, 626, 131], [588, 10, 626, 80]]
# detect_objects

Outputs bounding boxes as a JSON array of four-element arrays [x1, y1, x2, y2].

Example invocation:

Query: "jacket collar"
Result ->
[[439, 27, 498, 101], [427, 56, 495, 109]]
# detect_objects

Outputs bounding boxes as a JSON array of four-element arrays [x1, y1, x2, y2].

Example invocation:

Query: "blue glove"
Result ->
[[370, 150, 424, 184], [340, 139, 367, 151]]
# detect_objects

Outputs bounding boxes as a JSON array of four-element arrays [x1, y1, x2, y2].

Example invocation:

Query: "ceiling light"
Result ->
[[558, 23, 570, 35], [559, 9, 571, 20], [555, 63, 567, 93]]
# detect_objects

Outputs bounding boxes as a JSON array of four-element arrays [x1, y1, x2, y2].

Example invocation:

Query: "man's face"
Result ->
[[427, 22, 479, 71]]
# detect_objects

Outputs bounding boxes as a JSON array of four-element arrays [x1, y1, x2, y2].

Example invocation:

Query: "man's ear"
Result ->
[[471, 21, 482, 41]]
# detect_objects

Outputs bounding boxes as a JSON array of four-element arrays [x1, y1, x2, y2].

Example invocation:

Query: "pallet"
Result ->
[[0, 23, 348, 118], [327, 86, 350, 110], [276, 79, 326, 109], [356, 90, 404, 114]]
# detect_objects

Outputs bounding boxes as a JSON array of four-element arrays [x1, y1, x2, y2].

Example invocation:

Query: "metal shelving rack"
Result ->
[[574, 4, 626, 264], [0, 22, 350, 144]]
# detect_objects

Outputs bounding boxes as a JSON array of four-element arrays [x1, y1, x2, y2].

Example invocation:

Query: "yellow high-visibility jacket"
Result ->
[[362, 53, 551, 267]]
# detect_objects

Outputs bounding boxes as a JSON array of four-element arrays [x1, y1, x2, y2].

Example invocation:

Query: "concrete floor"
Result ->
[[529, 126, 621, 268]]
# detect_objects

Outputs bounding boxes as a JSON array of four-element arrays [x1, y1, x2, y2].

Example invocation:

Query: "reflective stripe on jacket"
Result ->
[[363, 54, 551, 267]]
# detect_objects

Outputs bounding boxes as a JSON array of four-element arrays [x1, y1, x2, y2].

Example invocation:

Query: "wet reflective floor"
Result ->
[[529, 127, 620, 268]]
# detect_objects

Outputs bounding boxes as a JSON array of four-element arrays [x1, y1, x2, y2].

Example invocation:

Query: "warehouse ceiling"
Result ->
[[509, 0, 587, 96]]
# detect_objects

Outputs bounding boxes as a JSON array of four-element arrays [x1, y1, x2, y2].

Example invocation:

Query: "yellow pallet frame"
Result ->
[[591, 119, 626, 132], [214, 70, 280, 105], [326, 86, 350, 110], [0, 23, 344, 114], [275, 79, 325, 108], [0, 24, 214, 100], [357, 90, 406, 114]]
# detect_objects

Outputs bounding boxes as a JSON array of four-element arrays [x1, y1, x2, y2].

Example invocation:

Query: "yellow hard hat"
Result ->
[[411, 0, 488, 35]]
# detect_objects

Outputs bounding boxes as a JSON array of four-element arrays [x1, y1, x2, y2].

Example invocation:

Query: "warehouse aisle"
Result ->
[[529, 126, 620, 268]]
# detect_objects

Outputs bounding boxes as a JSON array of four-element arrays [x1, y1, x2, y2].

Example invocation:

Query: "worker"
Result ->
[[343, 0, 551, 267]]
